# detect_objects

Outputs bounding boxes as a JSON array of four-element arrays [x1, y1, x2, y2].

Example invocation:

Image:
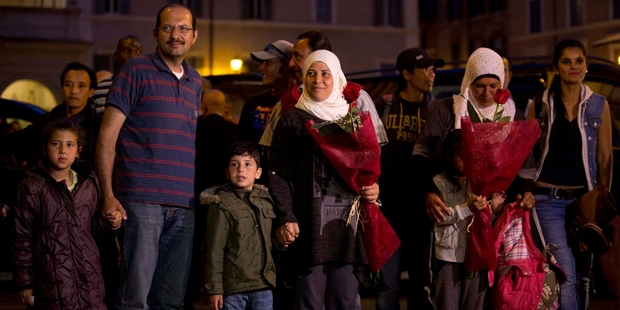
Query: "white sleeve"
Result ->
[[357, 90, 388, 146]]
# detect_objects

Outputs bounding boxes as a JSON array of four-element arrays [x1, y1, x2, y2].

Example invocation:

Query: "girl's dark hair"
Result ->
[[225, 141, 260, 168], [41, 119, 84, 152], [437, 129, 463, 193]]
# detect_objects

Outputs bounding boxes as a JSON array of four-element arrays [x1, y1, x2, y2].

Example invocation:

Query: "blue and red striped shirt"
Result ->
[[106, 52, 202, 208]]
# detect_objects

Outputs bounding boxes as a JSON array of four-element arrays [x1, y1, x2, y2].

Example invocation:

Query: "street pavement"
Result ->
[[0, 279, 616, 310]]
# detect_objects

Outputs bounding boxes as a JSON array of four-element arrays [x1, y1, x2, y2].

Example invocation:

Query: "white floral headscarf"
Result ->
[[295, 50, 349, 121], [453, 47, 516, 128]]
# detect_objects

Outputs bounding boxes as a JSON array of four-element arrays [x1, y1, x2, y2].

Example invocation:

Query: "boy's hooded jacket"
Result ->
[[11, 160, 105, 310], [201, 184, 278, 295]]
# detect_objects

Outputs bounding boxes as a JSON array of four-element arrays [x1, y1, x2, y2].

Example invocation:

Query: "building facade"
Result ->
[[420, 0, 620, 65], [0, 0, 422, 111]]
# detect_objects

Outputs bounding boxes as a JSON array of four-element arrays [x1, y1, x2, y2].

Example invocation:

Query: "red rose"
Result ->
[[494, 88, 511, 105], [343, 82, 363, 103]]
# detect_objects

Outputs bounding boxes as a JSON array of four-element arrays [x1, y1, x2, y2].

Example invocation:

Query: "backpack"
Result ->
[[492, 202, 547, 310]]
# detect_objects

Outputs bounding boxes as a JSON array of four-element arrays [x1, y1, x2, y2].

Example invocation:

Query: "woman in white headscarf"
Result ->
[[411, 47, 536, 310], [414, 47, 536, 220], [268, 50, 378, 309], [452, 47, 518, 129]]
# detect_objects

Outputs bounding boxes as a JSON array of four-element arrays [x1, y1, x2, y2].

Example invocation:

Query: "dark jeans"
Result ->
[[224, 289, 273, 310], [116, 203, 194, 310]]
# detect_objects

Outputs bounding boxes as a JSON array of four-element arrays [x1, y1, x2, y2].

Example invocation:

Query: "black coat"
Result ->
[[11, 160, 105, 309]]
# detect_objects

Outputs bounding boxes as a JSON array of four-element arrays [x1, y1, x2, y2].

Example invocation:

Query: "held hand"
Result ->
[[516, 191, 535, 209], [425, 192, 451, 222], [361, 183, 380, 204], [1, 204, 8, 219], [276, 222, 299, 247], [208, 295, 223, 309], [101, 196, 127, 224], [20, 289, 34, 306], [467, 195, 488, 213], [106, 211, 123, 229]]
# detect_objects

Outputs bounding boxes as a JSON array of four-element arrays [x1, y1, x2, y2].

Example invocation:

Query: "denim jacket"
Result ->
[[533, 84, 605, 190]]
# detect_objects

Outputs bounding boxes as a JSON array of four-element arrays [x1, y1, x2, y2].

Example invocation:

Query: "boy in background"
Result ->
[[201, 141, 281, 310]]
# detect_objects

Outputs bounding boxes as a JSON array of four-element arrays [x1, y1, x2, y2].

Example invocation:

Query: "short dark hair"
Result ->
[[225, 141, 261, 168], [60, 62, 97, 90], [297, 31, 332, 52], [116, 34, 142, 51], [156, 4, 196, 30], [41, 119, 84, 152]]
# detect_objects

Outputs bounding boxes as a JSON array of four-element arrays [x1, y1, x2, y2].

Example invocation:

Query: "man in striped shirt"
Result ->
[[96, 4, 201, 309]]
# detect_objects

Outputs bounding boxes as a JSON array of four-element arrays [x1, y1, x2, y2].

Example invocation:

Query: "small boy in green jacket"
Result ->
[[202, 141, 281, 310]]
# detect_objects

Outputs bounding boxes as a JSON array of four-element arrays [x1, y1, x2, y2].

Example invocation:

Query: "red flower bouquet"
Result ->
[[460, 89, 542, 272], [304, 108, 400, 272]]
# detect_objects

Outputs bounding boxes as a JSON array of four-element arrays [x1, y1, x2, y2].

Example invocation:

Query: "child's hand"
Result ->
[[208, 294, 223, 309], [20, 289, 34, 306], [467, 195, 487, 213], [106, 211, 123, 230], [276, 222, 299, 248], [490, 191, 507, 215], [1, 204, 8, 219]]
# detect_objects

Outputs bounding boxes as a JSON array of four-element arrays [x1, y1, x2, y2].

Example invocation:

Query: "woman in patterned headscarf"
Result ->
[[412, 47, 536, 309], [452, 47, 518, 129], [415, 47, 535, 218]]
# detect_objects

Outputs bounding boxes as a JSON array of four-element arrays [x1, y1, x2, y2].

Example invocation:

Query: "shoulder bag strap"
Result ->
[[532, 208, 547, 248], [380, 94, 393, 123]]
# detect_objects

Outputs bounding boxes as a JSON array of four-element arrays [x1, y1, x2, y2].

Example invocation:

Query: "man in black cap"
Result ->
[[373, 47, 444, 310], [237, 40, 293, 185], [238, 40, 293, 146]]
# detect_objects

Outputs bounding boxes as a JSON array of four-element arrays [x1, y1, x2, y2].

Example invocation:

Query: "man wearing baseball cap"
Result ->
[[237, 39, 293, 183], [373, 47, 444, 310]]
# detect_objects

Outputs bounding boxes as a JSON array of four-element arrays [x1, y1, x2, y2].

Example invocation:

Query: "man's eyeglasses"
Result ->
[[159, 25, 194, 34], [264, 44, 288, 59]]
